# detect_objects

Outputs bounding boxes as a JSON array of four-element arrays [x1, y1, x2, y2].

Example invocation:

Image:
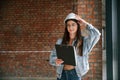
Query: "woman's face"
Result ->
[[66, 20, 78, 35]]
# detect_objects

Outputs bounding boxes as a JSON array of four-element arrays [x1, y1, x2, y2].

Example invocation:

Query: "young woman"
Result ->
[[49, 13, 101, 80]]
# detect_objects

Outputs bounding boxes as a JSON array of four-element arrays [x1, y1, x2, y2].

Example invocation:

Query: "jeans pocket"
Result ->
[[70, 70, 79, 80]]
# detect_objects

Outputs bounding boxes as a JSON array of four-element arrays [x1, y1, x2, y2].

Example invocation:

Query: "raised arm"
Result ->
[[85, 23, 101, 53], [76, 15, 101, 55]]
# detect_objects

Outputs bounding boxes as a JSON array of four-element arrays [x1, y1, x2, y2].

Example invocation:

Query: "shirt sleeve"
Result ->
[[49, 38, 62, 66], [83, 24, 101, 55], [49, 47, 57, 66]]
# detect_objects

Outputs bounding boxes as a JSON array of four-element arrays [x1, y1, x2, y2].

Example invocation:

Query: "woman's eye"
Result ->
[[67, 25, 70, 27], [72, 24, 76, 26], [72, 24, 75, 26]]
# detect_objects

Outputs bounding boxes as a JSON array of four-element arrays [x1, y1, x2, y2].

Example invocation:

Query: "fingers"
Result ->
[[55, 59, 64, 66], [75, 15, 80, 21], [75, 15, 89, 25]]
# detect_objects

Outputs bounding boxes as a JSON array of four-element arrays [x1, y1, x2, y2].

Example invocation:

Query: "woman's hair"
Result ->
[[62, 19, 83, 56]]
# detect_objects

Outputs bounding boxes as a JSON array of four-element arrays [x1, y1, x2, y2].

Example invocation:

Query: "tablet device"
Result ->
[[55, 44, 77, 66]]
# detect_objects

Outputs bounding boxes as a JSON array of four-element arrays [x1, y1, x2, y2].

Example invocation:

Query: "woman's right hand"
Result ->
[[55, 59, 64, 66]]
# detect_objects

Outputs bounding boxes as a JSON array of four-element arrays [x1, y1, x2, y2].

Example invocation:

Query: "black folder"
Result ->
[[55, 44, 77, 66]]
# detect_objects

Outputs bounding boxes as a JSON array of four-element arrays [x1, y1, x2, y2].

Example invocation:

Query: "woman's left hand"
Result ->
[[75, 15, 89, 36], [75, 15, 89, 28]]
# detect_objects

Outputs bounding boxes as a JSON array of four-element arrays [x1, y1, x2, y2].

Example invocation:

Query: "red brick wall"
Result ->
[[0, 0, 102, 80]]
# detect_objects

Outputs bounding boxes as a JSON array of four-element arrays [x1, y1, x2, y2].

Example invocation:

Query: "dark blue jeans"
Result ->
[[57, 69, 81, 80]]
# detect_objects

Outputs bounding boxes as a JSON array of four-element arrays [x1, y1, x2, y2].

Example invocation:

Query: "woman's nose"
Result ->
[[68, 26, 74, 28]]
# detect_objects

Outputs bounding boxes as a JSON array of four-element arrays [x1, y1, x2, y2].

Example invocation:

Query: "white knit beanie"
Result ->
[[64, 13, 77, 23]]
